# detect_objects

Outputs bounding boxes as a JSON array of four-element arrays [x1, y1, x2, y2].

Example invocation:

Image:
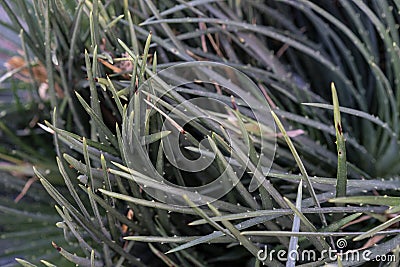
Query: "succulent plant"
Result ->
[[0, 1, 399, 266]]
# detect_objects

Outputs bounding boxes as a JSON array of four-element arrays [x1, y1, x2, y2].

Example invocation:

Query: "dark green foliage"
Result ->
[[0, 1, 399, 266]]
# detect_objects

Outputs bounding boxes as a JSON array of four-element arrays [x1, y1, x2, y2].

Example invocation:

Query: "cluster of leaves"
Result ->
[[0, 0, 400, 266]]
